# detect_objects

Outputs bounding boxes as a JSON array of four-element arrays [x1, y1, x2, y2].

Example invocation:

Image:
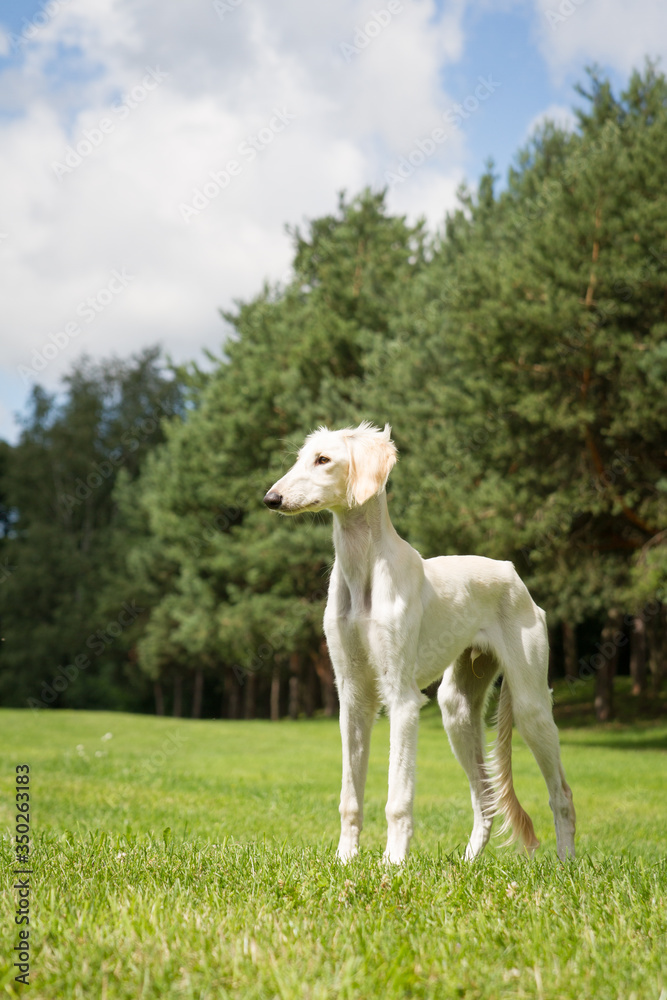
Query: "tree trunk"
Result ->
[[154, 681, 165, 716], [562, 620, 578, 682], [594, 611, 621, 722], [191, 668, 204, 719], [173, 673, 183, 718], [243, 670, 257, 720], [304, 658, 318, 718], [225, 668, 240, 720], [629, 615, 647, 698], [646, 604, 667, 696], [270, 665, 281, 721], [547, 627, 556, 686], [288, 652, 300, 720], [288, 677, 299, 720], [659, 605, 667, 694]]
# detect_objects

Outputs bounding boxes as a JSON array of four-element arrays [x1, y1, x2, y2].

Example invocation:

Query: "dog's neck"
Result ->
[[331, 491, 400, 592]]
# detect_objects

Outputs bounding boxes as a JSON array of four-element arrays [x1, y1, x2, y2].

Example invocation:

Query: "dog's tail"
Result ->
[[488, 677, 540, 854]]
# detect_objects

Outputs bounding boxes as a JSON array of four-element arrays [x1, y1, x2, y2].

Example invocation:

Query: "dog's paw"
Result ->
[[336, 841, 359, 863], [382, 848, 407, 866]]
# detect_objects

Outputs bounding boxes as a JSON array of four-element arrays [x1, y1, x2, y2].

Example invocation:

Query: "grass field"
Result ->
[[1, 699, 666, 999]]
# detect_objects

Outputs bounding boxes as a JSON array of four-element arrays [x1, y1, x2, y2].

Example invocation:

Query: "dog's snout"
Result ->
[[263, 491, 283, 509]]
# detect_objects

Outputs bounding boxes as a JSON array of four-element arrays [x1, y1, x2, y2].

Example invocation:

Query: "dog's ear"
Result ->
[[346, 423, 397, 506]]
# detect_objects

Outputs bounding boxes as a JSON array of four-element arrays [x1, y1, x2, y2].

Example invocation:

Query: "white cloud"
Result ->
[[524, 102, 577, 139], [4, 0, 665, 446], [533, 0, 667, 81], [0, 0, 474, 442], [388, 169, 465, 231]]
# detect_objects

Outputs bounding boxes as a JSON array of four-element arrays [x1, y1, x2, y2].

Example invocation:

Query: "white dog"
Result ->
[[264, 422, 575, 863]]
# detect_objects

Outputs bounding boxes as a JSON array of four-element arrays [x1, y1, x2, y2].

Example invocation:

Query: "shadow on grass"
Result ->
[[560, 731, 667, 752]]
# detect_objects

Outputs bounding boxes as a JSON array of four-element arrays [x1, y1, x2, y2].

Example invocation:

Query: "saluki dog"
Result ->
[[263, 422, 575, 863]]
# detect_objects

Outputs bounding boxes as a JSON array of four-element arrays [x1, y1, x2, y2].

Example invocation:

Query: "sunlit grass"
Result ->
[[1, 707, 665, 998]]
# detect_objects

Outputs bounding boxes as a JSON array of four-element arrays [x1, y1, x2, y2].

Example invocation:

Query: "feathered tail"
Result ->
[[488, 678, 540, 853]]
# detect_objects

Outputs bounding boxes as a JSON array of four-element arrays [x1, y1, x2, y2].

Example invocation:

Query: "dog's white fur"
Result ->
[[264, 422, 575, 863]]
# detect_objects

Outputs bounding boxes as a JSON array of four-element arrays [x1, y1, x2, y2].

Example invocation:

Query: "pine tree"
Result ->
[[119, 191, 428, 717], [0, 349, 183, 710]]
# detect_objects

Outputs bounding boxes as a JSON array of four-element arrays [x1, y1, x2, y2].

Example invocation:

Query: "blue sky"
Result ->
[[455, 5, 571, 175], [1, 0, 665, 443]]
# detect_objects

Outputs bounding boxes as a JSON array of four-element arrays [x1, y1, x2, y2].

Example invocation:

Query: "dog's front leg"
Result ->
[[336, 684, 376, 862], [384, 690, 424, 864]]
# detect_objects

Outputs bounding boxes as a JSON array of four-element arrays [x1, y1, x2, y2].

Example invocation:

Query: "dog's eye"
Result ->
[[316, 455, 331, 465]]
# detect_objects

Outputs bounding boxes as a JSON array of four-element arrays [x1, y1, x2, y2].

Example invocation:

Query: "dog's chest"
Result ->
[[324, 560, 411, 680], [331, 612, 392, 686], [327, 594, 403, 679]]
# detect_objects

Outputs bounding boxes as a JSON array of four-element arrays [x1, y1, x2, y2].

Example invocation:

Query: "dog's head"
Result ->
[[263, 421, 397, 515]]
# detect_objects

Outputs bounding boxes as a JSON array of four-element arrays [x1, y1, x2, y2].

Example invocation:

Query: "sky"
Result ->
[[1, 0, 665, 444]]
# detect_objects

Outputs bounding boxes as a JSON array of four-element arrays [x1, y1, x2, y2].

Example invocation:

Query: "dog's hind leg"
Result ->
[[438, 650, 498, 860], [501, 614, 576, 861], [510, 679, 576, 861]]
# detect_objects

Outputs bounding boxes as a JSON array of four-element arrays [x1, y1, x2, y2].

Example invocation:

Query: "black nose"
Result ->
[[263, 491, 283, 509]]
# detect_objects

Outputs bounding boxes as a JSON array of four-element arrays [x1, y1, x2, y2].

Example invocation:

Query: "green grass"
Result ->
[[1, 705, 666, 999]]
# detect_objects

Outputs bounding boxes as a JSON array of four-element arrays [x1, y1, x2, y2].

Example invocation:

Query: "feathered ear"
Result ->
[[346, 423, 397, 506]]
